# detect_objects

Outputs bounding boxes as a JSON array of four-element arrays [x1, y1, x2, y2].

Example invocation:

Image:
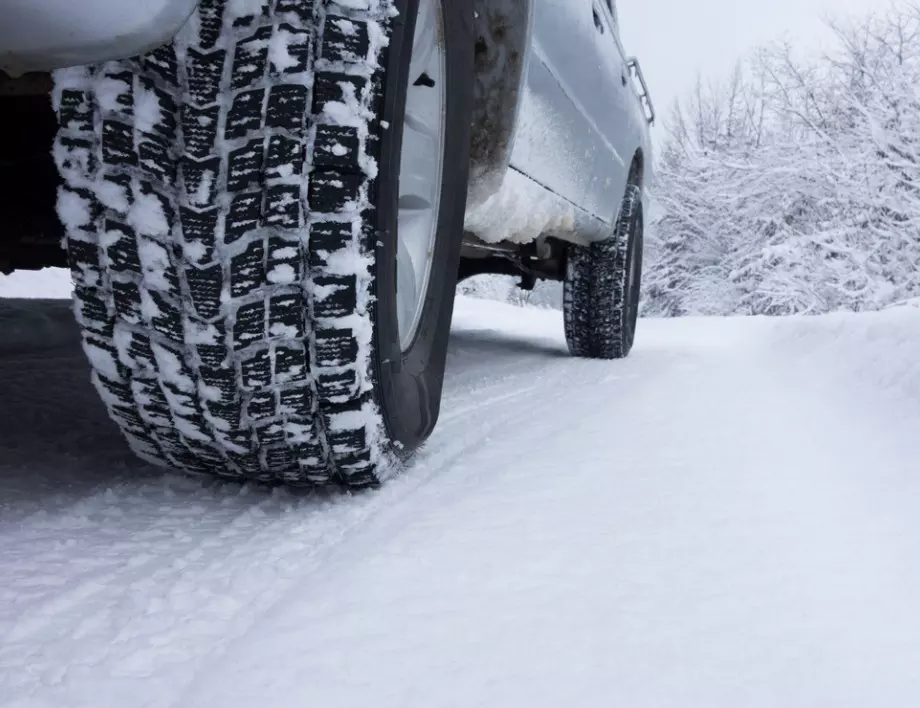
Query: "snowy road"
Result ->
[[2, 292, 920, 707]]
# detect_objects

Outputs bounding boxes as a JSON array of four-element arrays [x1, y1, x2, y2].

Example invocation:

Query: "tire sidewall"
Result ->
[[372, 0, 473, 450], [623, 197, 643, 350]]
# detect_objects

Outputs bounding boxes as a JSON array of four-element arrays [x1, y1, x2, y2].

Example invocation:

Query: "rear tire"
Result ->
[[53, 0, 473, 487], [563, 184, 643, 360]]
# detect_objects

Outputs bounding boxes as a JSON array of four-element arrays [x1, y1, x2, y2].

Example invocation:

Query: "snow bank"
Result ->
[[771, 306, 920, 409], [0, 268, 73, 299]]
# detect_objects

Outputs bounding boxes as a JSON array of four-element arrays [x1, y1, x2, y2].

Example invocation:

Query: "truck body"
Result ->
[[1, 0, 653, 270]]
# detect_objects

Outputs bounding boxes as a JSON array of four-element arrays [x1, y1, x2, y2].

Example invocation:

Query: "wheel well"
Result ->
[[467, 0, 535, 211], [0, 74, 66, 273]]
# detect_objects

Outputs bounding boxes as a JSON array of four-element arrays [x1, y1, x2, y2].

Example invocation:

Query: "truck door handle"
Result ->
[[593, 8, 604, 32]]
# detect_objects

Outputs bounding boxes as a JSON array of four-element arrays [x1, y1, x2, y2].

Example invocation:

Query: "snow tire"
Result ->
[[563, 184, 643, 360], [52, 0, 473, 487]]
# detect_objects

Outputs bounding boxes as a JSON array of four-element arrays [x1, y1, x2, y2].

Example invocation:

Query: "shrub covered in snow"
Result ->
[[458, 275, 563, 310], [644, 2, 920, 317]]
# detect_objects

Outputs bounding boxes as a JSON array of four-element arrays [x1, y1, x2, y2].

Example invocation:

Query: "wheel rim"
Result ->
[[396, 0, 447, 351]]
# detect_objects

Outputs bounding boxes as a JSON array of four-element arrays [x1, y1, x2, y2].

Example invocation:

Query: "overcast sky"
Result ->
[[617, 0, 885, 136]]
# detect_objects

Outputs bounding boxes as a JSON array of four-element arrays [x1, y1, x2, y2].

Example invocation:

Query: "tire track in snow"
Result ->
[[0, 336, 574, 705], [0, 301, 582, 706], [14, 298, 918, 708]]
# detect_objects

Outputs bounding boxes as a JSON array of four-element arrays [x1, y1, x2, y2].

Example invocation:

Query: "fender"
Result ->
[[0, 0, 199, 75], [466, 0, 535, 213]]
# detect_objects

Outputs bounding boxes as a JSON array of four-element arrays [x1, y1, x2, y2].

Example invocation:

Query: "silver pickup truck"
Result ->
[[0, 0, 654, 487]]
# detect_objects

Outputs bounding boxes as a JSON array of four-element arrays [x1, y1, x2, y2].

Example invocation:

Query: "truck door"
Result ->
[[509, 0, 607, 211], [588, 0, 634, 221]]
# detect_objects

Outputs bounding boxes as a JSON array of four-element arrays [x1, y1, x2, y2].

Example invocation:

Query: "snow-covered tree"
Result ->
[[645, 1, 920, 316]]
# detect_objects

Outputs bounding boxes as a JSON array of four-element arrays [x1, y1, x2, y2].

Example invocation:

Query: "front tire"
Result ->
[[563, 184, 643, 360], [53, 0, 473, 487]]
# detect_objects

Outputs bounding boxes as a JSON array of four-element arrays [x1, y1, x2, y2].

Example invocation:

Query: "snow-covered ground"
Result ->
[[2, 271, 920, 707]]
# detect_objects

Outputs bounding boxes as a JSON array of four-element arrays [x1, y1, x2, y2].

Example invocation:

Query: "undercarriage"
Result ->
[[0, 73, 65, 273], [0, 71, 566, 288]]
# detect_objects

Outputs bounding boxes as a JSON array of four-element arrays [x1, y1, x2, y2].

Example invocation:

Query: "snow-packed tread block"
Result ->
[[54, 0, 397, 486], [187, 49, 226, 105], [268, 292, 306, 338], [67, 241, 102, 286], [316, 369, 359, 399], [58, 89, 93, 132], [267, 235, 303, 282], [100, 68, 135, 114], [147, 291, 185, 342], [140, 137, 177, 182], [73, 287, 110, 332], [140, 78, 179, 134], [56, 143, 93, 184], [274, 344, 309, 383], [102, 120, 136, 166], [278, 385, 311, 415], [116, 329, 157, 371], [264, 444, 296, 472], [104, 221, 140, 272], [227, 139, 264, 192], [233, 300, 267, 349], [133, 378, 174, 427], [232, 27, 272, 90], [266, 135, 304, 178], [241, 348, 272, 391], [226, 89, 267, 139], [180, 207, 220, 256], [314, 328, 358, 368], [225, 193, 262, 243], [265, 184, 303, 227], [181, 156, 221, 206], [181, 105, 221, 160], [266, 85, 309, 131], [111, 281, 144, 324], [309, 171, 362, 213], [312, 72, 366, 114], [145, 45, 179, 84], [277, 0, 315, 23], [308, 220, 353, 267], [139, 238, 181, 292], [186, 263, 224, 319], [313, 125, 361, 170], [271, 25, 313, 75], [199, 365, 237, 404], [247, 389, 276, 419], [197, 0, 228, 49], [321, 16, 371, 63], [254, 421, 286, 447], [230, 240, 266, 296]]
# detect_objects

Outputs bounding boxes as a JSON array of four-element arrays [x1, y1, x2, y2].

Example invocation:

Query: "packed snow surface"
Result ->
[[2, 283, 920, 707]]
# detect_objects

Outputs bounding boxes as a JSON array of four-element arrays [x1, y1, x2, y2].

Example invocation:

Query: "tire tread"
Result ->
[[563, 184, 642, 360], [53, 0, 398, 487]]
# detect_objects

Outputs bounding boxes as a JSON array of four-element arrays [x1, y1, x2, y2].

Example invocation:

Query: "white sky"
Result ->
[[617, 0, 885, 136]]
